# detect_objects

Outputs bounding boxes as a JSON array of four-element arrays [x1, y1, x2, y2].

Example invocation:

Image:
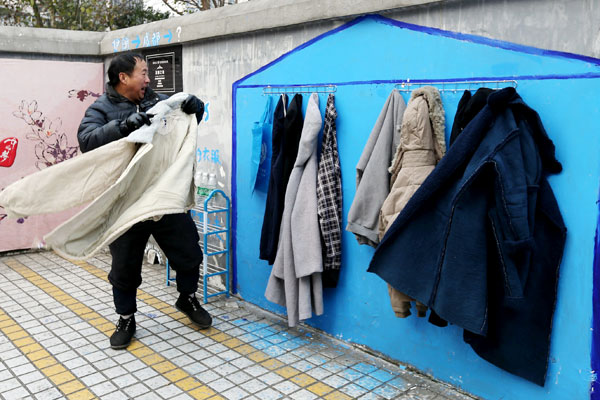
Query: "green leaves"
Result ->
[[0, 0, 171, 31]]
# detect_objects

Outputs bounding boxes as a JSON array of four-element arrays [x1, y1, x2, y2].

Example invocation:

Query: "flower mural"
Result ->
[[13, 99, 80, 170], [68, 89, 100, 102]]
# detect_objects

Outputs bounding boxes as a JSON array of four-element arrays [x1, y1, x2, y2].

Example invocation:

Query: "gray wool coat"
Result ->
[[346, 89, 407, 247], [265, 93, 324, 327]]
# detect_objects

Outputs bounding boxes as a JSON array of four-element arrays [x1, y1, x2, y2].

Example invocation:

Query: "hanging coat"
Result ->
[[0, 93, 197, 260], [316, 94, 342, 288], [259, 94, 303, 264], [449, 87, 493, 147], [368, 88, 565, 385], [346, 89, 406, 247], [265, 93, 323, 327], [378, 86, 445, 319]]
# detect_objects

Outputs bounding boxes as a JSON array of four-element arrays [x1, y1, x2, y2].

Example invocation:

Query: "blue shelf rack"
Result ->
[[166, 189, 231, 304]]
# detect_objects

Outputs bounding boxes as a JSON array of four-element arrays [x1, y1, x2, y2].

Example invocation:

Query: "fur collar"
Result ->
[[411, 86, 446, 159]]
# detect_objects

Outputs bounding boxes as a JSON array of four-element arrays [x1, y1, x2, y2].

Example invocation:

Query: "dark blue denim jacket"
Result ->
[[368, 88, 565, 385]]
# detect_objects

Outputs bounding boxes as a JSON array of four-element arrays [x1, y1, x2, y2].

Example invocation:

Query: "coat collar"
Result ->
[[105, 83, 159, 108]]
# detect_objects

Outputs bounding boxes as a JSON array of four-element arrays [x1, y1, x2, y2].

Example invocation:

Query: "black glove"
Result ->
[[181, 95, 205, 124], [120, 112, 153, 136]]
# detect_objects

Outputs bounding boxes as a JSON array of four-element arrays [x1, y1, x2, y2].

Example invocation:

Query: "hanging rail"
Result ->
[[262, 84, 337, 95], [394, 79, 518, 92]]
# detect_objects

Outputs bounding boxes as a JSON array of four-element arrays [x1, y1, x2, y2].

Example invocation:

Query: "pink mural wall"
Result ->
[[0, 58, 103, 252]]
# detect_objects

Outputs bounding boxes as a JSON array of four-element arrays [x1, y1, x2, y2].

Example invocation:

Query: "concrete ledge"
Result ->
[[0, 26, 103, 56], [100, 0, 445, 54]]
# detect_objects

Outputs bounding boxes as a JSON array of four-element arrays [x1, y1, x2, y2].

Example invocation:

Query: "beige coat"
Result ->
[[0, 93, 197, 260], [378, 86, 446, 318]]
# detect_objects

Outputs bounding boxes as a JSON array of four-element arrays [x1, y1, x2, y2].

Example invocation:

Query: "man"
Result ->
[[78, 52, 211, 350]]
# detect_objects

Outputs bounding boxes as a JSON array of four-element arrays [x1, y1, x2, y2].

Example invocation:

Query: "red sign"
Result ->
[[0, 137, 18, 167]]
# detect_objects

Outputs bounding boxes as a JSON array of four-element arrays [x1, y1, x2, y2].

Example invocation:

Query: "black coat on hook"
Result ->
[[259, 94, 304, 264]]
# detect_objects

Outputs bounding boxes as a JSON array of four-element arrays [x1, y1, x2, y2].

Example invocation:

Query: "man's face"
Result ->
[[121, 58, 150, 103]]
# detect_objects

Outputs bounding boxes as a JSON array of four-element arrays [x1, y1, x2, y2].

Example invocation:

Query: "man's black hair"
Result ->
[[107, 53, 144, 87]]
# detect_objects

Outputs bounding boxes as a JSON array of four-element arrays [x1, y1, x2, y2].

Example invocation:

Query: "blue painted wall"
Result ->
[[233, 15, 600, 399]]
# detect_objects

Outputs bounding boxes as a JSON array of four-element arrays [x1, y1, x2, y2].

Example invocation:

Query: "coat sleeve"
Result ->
[[488, 117, 541, 299], [77, 102, 125, 153]]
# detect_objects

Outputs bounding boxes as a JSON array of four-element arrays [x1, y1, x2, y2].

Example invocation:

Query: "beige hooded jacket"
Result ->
[[378, 86, 446, 318], [0, 93, 197, 260]]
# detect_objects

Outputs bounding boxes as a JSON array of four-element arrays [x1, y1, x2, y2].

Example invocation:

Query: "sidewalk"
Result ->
[[0, 250, 477, 400]]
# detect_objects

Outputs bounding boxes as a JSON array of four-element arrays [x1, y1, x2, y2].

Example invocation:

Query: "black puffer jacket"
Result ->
[[77, 84, 167, 153]]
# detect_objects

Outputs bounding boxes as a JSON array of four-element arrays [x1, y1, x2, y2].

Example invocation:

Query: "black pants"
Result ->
[[109, 212, 203, 315]]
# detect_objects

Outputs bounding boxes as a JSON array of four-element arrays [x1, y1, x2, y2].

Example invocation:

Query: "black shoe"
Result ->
[[175, 294, 212, 329], [110, 315, 136, 350]]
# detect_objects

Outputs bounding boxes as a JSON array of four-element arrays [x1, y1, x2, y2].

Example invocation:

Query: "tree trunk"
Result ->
[[29, 0, 43, 27]]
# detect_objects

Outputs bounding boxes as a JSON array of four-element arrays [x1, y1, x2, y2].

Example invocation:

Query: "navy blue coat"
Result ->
[[259, 94, 304, 264], [368, 88, 565, 385]]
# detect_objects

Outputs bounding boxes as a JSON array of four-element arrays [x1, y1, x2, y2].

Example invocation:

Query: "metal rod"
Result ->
[[394, 79, 518, 92], [263, 84, 337, 95]]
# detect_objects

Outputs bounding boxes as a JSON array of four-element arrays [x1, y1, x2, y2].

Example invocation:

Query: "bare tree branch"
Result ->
[[160, 0, 184, 16]]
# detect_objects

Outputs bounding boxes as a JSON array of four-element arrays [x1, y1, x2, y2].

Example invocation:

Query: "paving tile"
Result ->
[[357, 392, 385, 400], [122, 382, 150, 398], [292, 360, 316, 372], [373, 384, 405, 399], [1, 377, 22, 392], [306, 366, 333, 380], [207, 376, 235, 392], [144, 375, 170, 390], [244, 363, 269, 377], [339, 383, 369, 398], [123, 359, 147, 373], [71, 364, 98, 379], [93, 357, 117, 371], [135, 391, 163, 400], [12, 362, 36, 376], [182, 361, 208, 375], [25, 377, 53, 394], [156, 383, 184, 398], [133, 367, 159, 381], [388, 374, 419, 391], [227, 370, 252, 385], [202, 355, 226, 368], [98, 390, 131, 400], [103, 365, 128, 379], [90, 381, 118, 397], [255, 387, 284, 400], [18, 370, 45, 385], [5, 355, 28, 368], [3, 386, 30, 400], [242, 378, 268, 394], [230, 357, 254, 369], [356, 375, 384, 390], [221, 386, 249, 400], [289, 389, 319, 400], [274, 379, 301, 395], [322, 374, 350, 389], [352, 362, 378, 374], [34, 387, 63, 400], [370, 368, 396, 383], [257, 371, 285, 385], [197, 369, 221, 383]]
